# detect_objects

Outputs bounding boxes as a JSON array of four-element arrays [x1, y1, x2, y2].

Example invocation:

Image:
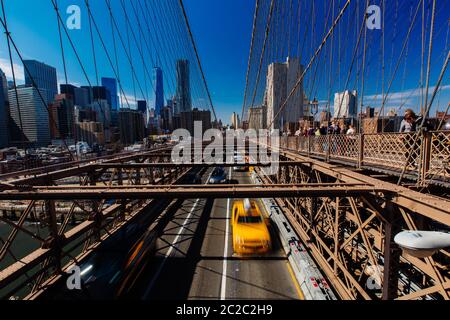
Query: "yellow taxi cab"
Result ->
[[232, 199, 272, 255]]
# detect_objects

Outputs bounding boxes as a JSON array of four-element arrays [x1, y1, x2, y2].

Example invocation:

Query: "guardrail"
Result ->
[[280, 131, 450, 186]]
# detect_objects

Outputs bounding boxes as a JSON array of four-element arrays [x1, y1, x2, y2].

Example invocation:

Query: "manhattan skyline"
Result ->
[[0, 0, 448, 123]]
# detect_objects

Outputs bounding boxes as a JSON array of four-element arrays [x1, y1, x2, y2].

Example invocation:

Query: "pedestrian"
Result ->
[[347, 124, 356, 135], [400, 109, 423, 170], [342, 124, 349, 135], [400, 109, 417, 133], [334, 123, 341, 135]]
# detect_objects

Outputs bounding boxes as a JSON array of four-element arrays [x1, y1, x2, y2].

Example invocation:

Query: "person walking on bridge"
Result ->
[[400, 109, 418, 133], [399, 109, 432, 170]]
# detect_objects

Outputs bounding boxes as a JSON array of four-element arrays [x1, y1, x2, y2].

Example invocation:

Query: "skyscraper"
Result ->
[[265, 62, 287, 131], [82, 86, 112, 137], [8, 85, 50, 147], [167, 98, 174, 114], [101, 78, 119, 111], [180, 108, 211, 135], [285, 57, 305, 122], [265, 57, 305, 131], [153, 68, 164, 117], [85, 86, 111, 104], [23, 60, 58, 103], [49, 94, 75, 140], [248, 106, 267, 131], [175, 60, 192, 115], [61, 84, 91, 107], [137, 100, 147, 114], [119, 109, 145, 145], [333, 91, 358, 119], [231, 112, 240, 129], [0, 69, 9, 148]]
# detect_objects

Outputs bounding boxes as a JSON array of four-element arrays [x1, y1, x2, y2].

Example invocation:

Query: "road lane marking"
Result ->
[[142, 169, 214, 300], [220, 168, 233, 300], [286, 262, 305, 300]]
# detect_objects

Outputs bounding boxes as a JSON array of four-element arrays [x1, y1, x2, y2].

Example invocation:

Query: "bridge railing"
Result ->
[[428, 131, 450, 182], [280, 131, 450, 185]]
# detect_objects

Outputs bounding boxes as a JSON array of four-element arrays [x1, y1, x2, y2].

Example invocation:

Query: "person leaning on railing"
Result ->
[[399, 109, 433, 170], [347, 124, 356, 135], [345, 124, 357, 156]]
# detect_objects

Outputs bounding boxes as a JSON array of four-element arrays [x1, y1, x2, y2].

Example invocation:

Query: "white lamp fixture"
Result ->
[[394, 231, 450, 259]]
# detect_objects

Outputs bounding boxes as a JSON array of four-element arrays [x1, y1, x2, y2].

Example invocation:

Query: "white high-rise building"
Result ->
[[285, 57, 305, 122], [248, 106, 266, 131], [265, 57, 304, 131], [231, 112, 240, 129], [333, 90, 358, 119]]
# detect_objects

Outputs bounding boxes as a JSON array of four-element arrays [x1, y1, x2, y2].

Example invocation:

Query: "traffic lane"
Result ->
[[224, 170, 301, 300], [151, 168, 212, 261], [190, 169, 301, 300], [188, 167, 234, 300], [128, 167, 301, 300], [138, 168, 215, 300], [188, 196, 229, 300]]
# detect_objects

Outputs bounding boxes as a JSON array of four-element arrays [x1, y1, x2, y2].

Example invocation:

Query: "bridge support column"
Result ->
[[333, 197, 344, 274], [382, 203, 402, 300], [419, 132, 432, 186], [87, 171, 102, 242], [119, 199, 126, 222], [118, 168, 123, 186], [326, 135, 331, 163], [44, 200, 61, 273], [308, 197, 318, 239], [135, 168, 141, 185], [358, 134, 365, 169]]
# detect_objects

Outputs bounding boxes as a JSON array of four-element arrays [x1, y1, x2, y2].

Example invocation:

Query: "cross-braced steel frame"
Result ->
[[256, 148, 450, 300], [0, 145, 448, 300]]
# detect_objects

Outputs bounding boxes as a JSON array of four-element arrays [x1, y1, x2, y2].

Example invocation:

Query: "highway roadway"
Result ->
[[36, 167, 303, 300], [126, 168, 303, 300]]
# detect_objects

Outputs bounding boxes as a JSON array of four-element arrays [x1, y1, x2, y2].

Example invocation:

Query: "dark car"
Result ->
[[209, 167, 228, 184], [181, 170, 202, 184]]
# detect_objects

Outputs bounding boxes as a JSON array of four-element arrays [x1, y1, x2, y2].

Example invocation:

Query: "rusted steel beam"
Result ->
[[4, 147, 173, 185], [278, 149, 450, 224], [382, 203, 402, 300], [0, 249, 51, 288], [0, 200, 36, 262], [0, 185, 385, 201], [9, 165, 95, 186], [35, 182, 368, 189], [94, 161, 311, 169], [255, 159, 450, 300], [0, 148, 173, 181]]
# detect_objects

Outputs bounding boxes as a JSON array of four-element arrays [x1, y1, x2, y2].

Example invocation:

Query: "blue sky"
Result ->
[[0, 0, 255, 124], [184, 0, 254, 122], [0, 0, 448, 124]]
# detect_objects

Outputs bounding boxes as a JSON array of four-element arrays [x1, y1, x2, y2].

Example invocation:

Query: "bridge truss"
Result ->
[[0, 144, 448, 300]]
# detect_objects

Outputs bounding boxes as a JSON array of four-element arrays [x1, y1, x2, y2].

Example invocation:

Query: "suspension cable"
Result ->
[[267, 0, 351, 130], [241, 0, 260, 121], [0, 0, 25, 146], [178, 0, 218, 124], [248, 0, 275, 112]]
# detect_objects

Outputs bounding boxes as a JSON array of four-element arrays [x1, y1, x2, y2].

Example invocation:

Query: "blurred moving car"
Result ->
[[209, 167, 228, 184], [181, 169, 203, 184], [232, 199, 271, 255], [115, 228, 158, 297], [233, 154, 249, 172]]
